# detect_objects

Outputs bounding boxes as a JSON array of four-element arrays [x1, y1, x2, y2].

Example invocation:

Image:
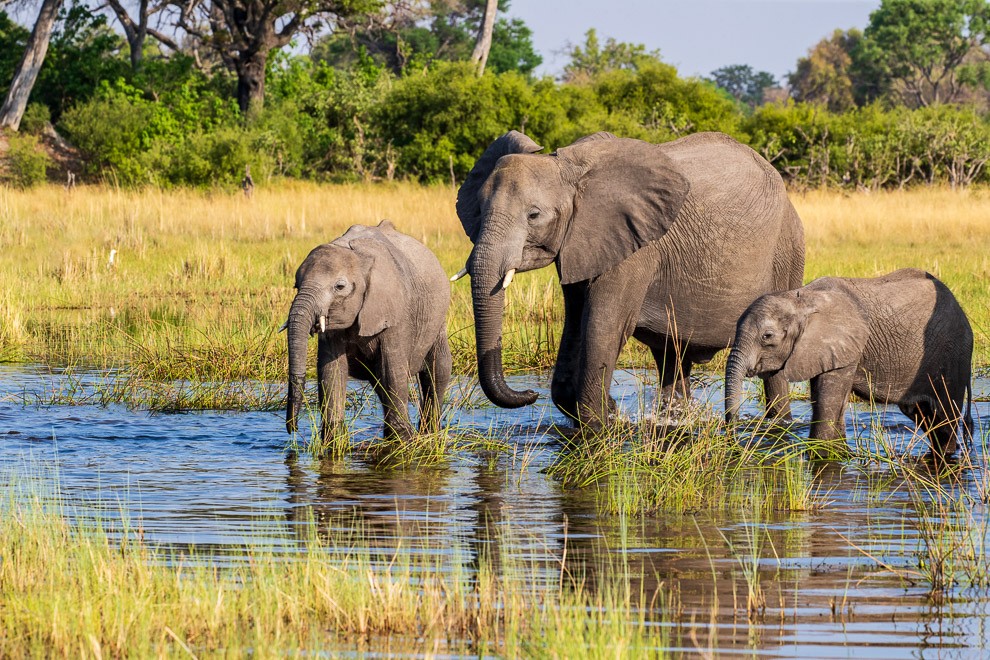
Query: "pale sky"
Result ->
[[505, 0, 881, 82]]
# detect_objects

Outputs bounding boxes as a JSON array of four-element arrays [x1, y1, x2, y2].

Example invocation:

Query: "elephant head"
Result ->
[[285, 225, 399, 433], [724, 285, 869, 423], [455, 131, 690, 408]]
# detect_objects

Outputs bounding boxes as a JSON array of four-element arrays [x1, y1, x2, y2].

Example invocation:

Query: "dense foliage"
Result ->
[[2, 0, 990, 189]]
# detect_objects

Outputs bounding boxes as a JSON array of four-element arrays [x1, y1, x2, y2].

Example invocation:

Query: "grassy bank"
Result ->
[[0, 183, 987, 381]]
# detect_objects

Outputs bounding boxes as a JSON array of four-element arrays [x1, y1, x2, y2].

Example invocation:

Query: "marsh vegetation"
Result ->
[[1, 184, 988, 656]]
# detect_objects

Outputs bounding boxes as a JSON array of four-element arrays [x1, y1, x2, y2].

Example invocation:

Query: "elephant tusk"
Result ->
[[502, 269, 515, 289], [319, 315, 327, 334], [450, 267, 468, 282], [278, 319, 288, 333]]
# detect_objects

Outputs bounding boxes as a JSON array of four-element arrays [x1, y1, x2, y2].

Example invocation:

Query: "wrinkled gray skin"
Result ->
[[725, 269, 974, 456], [455, 130, 805, 430], [285, 220, 452, 443]]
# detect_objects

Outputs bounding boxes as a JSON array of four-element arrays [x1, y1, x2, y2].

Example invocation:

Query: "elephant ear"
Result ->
[[780, 286, 869, 382], [556, 138, 690, 285], [348, 235, 404, 338], [456, 131, 543, 242]]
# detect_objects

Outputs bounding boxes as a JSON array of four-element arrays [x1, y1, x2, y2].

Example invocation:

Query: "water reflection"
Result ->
[[1, 364, 988, 656]]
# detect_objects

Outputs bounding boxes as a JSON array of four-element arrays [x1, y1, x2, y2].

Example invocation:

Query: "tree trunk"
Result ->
[[0, 0, 63, 131], [236, 49, 268, 114], [469, 0, 497, 76]]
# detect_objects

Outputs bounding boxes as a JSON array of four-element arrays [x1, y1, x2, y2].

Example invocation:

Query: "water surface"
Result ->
[[2, 365, 988, 657]]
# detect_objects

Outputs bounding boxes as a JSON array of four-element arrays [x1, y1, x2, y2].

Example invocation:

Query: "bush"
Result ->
[[744, 101, 990, 190], [4, 134, 51, 188], [19, 103, 51, 136]]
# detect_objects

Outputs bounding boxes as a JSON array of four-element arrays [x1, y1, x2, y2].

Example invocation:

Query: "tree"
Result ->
[[861, 0, 990, 106], [789, 29, 859, 111], [0, 0, 63, 130], [103, 0, 179, 69], [311, 0, 539, 76], [562, 28, 657, 83], [709, 64, 776, 107], [485, 15, 538, 75], [468, 0, 494, 75], [178, 0, 382, 113]]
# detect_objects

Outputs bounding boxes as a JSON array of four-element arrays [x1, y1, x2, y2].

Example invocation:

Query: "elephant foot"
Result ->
[[316, 423, 350, 459], [653, 393, 704, 426], [806, 431, 852, 461], [551, 396, 579, 422], [383, 424, 415, 444]]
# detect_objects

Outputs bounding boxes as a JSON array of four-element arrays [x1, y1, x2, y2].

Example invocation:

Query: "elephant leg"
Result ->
[[417, 332, 452, 435], [551, 281, 588, 420], [899, 399, 959, 457], [652, 339, 692, 410], [371, 352, 415, 442], [575, 271, 651, 431], [808, 366, 856, 444], [761, 371, 793, 422], [317, 335, 348, 442]]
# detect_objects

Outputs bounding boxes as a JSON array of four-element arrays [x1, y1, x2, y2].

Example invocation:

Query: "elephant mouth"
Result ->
[[749, 363, 782, 378]]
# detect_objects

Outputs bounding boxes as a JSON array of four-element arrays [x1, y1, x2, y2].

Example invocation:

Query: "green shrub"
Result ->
[[59, 85, 156, 183], [18, 103, 51, 136], [4, 134, 51, 188], [744, 101, 990, 190]]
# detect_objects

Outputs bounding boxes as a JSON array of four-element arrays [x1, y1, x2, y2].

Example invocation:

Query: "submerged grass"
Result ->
[[0, 478, 675, 658], [1, 184, 988, 386]]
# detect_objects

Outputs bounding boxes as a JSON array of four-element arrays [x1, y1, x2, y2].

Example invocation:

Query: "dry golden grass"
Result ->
[[0, 183, 986, 377]]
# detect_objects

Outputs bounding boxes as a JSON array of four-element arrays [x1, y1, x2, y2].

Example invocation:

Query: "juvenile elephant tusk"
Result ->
[[450, 267, 468, 282], [502, 269, 515, 289], [319, 316, 327, 334], [278, 319, 288, 333]]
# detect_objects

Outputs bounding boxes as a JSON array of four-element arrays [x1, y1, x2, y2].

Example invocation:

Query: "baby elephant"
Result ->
[[284, 220, 451, 443], [725, 269, 973, 455]]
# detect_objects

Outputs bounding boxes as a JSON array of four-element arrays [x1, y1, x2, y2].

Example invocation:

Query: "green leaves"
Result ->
[[862, 0, 990, 106]]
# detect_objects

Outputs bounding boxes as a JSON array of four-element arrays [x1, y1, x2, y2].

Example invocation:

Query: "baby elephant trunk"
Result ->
[[724, 345, 752, 424], [285, 294, 317, 433]]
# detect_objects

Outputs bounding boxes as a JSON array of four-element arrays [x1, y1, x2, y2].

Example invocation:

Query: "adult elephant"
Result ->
[[453, 130, 805, 430]]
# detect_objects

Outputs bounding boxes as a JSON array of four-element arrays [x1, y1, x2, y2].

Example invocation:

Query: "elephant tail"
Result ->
[[964, 381, 975, 450]]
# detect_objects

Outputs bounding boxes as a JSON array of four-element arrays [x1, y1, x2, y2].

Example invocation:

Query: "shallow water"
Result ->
[[2, 364, 989, 657]]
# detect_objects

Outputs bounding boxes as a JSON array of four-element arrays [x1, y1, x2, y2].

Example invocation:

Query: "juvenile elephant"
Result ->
[[724, 269, 974, 456], [454, 130, 805, 429], [284, 220, 452, 443]]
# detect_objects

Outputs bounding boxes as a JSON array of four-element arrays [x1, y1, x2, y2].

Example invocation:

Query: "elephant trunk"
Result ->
[[470, 242, 538, 409], [724, 343, 752, 424], [286, 291, 317, 433]]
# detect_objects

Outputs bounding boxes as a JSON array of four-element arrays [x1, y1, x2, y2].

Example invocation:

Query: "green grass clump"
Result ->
[[546, 412, 833, 516]]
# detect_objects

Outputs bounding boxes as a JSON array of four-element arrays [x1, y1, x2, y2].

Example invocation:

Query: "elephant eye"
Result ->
[[761, 331, 775, 342], [334, 280, 347, 292], [527, 209, 541, 221]]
